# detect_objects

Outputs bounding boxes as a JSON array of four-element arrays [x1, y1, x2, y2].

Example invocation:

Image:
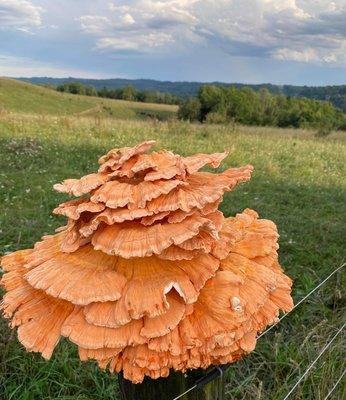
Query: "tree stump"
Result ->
[[118, 368, 225, 400]]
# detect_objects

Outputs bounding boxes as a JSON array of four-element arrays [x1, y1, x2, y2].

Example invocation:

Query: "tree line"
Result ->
[[27, 77, 345, 112], [56, 82, 180, 105], [281, 85, 346, 113], [178, 85, 346, 132], [53, 80, 345, 131]]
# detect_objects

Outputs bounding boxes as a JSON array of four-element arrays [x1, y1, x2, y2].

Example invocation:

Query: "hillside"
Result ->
[[0, 78, 177, 120], [19, 76, 346, 112]]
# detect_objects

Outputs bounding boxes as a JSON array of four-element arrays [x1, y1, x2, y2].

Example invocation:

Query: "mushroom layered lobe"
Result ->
[[1, 141, 293, 383]]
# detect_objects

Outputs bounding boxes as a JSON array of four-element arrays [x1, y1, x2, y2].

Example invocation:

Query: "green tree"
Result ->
[[178, 84, 346, 130], [121, 85, 137, 101], [84, 85, 97, 96], [178, 98, 202, 121], [198, 85, 227, 120]]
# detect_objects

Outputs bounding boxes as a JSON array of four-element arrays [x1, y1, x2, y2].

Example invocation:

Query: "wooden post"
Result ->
[[118, 368, 225, 400]]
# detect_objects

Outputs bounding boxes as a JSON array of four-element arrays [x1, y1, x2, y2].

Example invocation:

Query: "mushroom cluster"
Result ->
[[1, 141, 293, 383]]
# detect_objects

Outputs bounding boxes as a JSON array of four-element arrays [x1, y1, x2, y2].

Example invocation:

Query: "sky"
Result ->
[[0, 0, 345, 85]]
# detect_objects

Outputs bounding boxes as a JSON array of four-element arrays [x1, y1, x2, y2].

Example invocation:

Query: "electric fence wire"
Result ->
[[323, 368, 346, 400], [172, 382, 197, 399], [258, 262, 345, 339], [282, 322, 345, 400], [172, 262, 345, 400]]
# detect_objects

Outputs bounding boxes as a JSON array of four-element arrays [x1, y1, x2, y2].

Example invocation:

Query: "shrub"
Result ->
[[178, 98, 201, 121], [205, 111, 228, 124]]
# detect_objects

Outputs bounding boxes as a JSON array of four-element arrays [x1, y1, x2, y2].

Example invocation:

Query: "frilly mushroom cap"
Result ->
[[1, 140, 293, 383]]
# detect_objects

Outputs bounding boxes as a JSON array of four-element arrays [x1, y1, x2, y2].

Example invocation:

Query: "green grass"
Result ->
[[0, 78, 177, 121], [0, 105, 345, 399]]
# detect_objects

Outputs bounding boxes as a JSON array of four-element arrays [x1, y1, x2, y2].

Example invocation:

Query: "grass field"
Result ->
[[0, 81, 345, 400], [0, 78, 177, 121]]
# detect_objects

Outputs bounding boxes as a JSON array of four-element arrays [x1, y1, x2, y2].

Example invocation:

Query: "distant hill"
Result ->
[[18, 77, 346, 112], [0, 78, 177, 120]]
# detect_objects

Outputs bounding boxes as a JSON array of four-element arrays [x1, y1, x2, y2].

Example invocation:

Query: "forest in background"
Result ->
[[55, 81, 179, 105], [19, 77, 346, 112]]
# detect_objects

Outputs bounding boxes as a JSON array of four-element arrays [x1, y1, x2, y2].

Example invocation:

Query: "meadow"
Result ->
[[0, 80, 345, 400], [0, 78, 177, 121]]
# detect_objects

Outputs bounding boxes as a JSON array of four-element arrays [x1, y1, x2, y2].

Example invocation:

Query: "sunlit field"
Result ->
[[0, 78, 177, 121], [0, 84, 345, 399]]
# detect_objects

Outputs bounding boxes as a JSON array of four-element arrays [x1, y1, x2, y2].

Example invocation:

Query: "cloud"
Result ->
[[108, 0, 198, 27], [77, 0, 346, 65], [122, 13, 135, 26], [97, 32, 174, 52], [79, 0, 199, 53], [79, 15, 112, 34], [273, 48, 318, 63], [0, 0, 42, 30], [194, 0, 346, 65]]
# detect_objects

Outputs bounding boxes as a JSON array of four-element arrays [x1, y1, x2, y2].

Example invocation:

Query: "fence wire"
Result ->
[[323, 368, 346, 400], [257, 262, 345, 339], [172, 262, 345, 400], [282, 322, 345, 400]]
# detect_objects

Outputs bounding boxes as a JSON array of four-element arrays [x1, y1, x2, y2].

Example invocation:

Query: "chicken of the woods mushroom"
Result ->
[[1, 140, 293, 384]]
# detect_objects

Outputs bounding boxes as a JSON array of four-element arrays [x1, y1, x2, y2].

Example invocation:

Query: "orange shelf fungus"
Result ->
[[1, 141, 293, 384]]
